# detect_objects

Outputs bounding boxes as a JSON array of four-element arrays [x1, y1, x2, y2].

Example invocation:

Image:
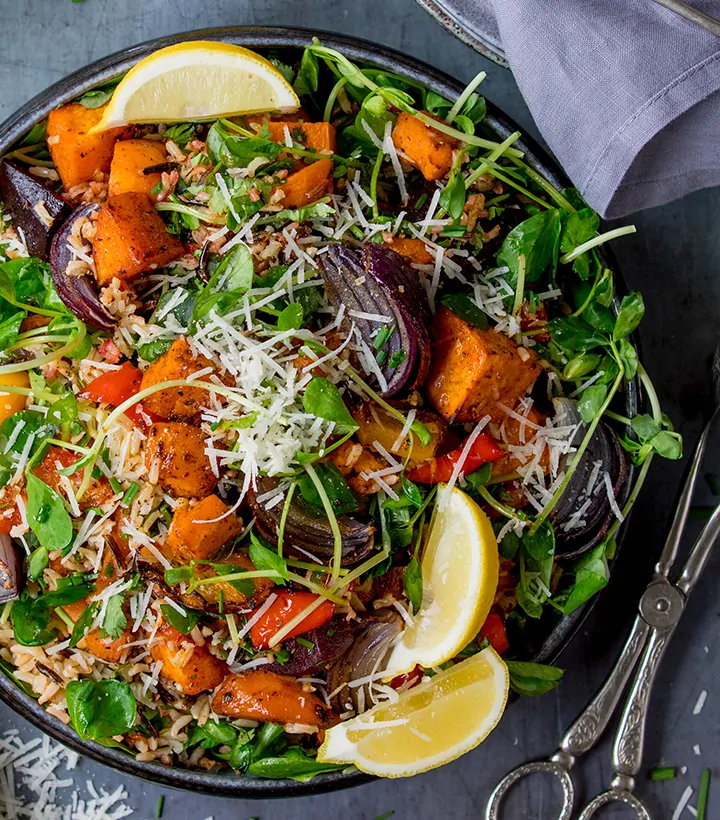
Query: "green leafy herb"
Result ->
[[577, 384, 608, 423], [100, 594, 127, 640], [66, 679, 137, 740], [249, 532, 290, 581], [246, 746, 345, 781], [277, 302, 304, 331], [160, 603, 201, 635], [70, 602, 99, 648], [649, 767, 676, 781], [496, 208, 562, 285], [294, 49, 320, 96], [404, 557, 423, 613], [613, 292, 645, 341], [302, 376, 358, 430], [297, 462, 358, 515], [561, 542, 610, 615], [440, 292, 488, 329], [506, 661, 564, 696], [25, 472, 73, 551]]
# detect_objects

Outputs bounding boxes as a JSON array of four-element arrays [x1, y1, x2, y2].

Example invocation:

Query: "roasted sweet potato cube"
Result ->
[[82, 627, 133, 664], [266, 121, 337, 153], [212, 669, 337, 727], [392, 111, 456, 181], [274, 159, 333, 208], [140, 338, 218, 420], [92, 192, 185, 286], [144, 422, 218, 499], [383, 237, 434, 265], [165, 495, 242, 563], [151, 623, 227, 695], [108, 138, 168, 199], [425, 306, 541, 423], [47, 103, 129, 190]]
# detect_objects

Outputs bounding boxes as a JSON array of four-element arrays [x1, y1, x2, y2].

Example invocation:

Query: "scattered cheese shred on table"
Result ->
[[0, 729, 133, 819]]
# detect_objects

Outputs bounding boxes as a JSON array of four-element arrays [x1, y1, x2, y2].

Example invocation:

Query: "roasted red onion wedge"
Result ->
[[263, 617, 359, 677], [248, 476, 375, 567], [327, 609, 403, 711], [49, 203, 115, 331], [0, 160, 70, 259], [318, 243, 431, 397], [551, 398, 630, 558], [0, 534, 21, 604]]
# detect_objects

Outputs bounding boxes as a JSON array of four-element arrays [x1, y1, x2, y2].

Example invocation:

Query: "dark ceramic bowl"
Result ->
[[0, 26, 639, 798]]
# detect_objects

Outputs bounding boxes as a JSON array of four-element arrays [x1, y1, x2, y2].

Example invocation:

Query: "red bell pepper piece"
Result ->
[[389, 665, 423, 691], [250, 591, 335, 650], [406, 432, 505, 484], [480, 611, 509, 655], [80, 361, 159, 429]]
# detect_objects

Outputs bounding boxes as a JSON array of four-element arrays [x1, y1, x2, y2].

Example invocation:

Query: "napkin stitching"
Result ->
[[584, 47, 720, 193], [617, 165, 720, 190]]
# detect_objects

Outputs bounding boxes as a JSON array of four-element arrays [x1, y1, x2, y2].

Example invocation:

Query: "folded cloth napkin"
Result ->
[[488, 0, 720, 218]]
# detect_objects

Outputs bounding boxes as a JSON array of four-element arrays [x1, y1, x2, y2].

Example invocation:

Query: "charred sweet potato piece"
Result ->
[[266, 122, 337, 153], [212, 669, 337, 727], [165, 495, 242, 563], [46, 103, 129, 190], [151, 623, 227, 695], [140, 338, 218, 420], [0, 486, 22, 535], [425, 306, 541, 424], [92, 192, 185, 286], [81, 628, 133, 664], [351, 403, 448, 464], [33, 445, 114, 511], [108, 139, 168, 199], [383, 237, 434, 265], [274, 159, 333, 208], [392, 111, 456, 181], [144, 422, 218, 499]]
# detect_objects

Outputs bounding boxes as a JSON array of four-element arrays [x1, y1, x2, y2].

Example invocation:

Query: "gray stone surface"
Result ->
[[0, 1, 718, 818]]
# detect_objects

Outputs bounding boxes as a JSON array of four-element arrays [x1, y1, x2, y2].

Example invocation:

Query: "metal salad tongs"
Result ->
[[486, 348, 720, 820]]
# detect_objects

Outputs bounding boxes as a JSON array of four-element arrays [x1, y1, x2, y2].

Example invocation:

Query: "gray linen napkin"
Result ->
[[489, 0, 720, 218]]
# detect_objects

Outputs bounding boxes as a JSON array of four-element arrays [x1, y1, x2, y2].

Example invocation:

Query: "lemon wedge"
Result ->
[[383, 484, 499, 677], [318, 647, 508, 777], [91, 41, 299, 131]]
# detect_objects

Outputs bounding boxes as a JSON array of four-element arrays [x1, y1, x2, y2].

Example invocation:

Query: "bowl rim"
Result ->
[[0, 24, 638, 799]]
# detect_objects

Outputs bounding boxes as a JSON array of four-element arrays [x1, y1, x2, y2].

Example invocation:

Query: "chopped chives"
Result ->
[[155, 795, 165, 818], [388, 349, 406, 368], [121, 482, 140, 507], [414, 193, 428, 209], [649, 766, 676, 781], [108, 477, 122, 495], [375, 349, 388, 367], [217, 589, 224, 615], [372, 323, 396, 350], [296, 637, 315, 649], [697, 768, 711, 820]]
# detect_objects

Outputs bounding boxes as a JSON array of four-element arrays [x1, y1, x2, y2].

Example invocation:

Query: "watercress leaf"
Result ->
[[584, 302, 615, 333], [302, 376, 358, 429], [577, 383, 608, 423], [563, 353, 602, 381], [209, 564, 255, 596], [187, 719, 238, 750], [496, 208, 563, 285], [464, 462, 493, 490], [561, 542, 609, 615], [46, 394, 78, 427], [70, 602, 99, 648], [40, 583, 93, 607], [164, 565, 193, 586], [559, 207, 599, 254], [404, 557, 423, 614], [401, 476, 422, 508], [258, 201, 335, 227], [613, 292, 644, 341], [277, 302, 304, 332], [0, 311, 24, 352], [522, 521, 555, 562], [28, 544, 49, 581], [11, 591, 56, 646], [297, 462, 359, 515], [160, 603, 201, 635], [548, 316, 607, 353], [439, 171, 466, 222], [76, 79, 121, 109], [460, 92, 486, 125], [630, 414, 661, 443], [249, 532, 289, 581], [0, 410, 56, 487], [423, 89, 452, 117], [100, 594, 127, 640], [439, 292, 488, 329], [560, 187, 590, 211], [164, 123, 196, 149], [497, 527, 520, 560], [25, 472, 73, 550], [294, 49, 320, 96], [137, 338, 173, 363], [215, 242, 254, 294], [650, 430, 683, 460], [506, 660, 564, 697], [617, 338, 638, 380], [595, 269, 614, 307], [66, 679, 137, 740], [246, 746, 345, 781]]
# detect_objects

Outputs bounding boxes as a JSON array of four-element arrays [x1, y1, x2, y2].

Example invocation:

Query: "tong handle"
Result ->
[[677, 498, 720, 595], [560, 616, 651, 757]]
